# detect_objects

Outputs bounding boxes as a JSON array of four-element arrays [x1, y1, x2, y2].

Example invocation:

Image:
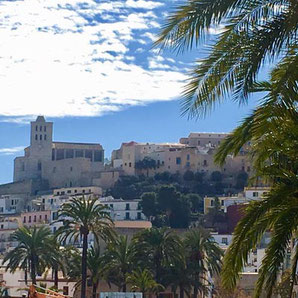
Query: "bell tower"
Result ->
[[30, 116, 53, 159]]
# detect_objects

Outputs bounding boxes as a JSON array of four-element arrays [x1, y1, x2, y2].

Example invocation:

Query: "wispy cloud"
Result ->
[[0, 0, 187, 122], [0, 147, 25, 155]]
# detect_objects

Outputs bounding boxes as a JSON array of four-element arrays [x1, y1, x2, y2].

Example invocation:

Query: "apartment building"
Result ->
[[99, 196, 146, 221], [203, 187, 270, 214]]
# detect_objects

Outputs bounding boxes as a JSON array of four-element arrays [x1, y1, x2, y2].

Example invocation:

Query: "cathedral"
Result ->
[[13, 116, 105, 189]]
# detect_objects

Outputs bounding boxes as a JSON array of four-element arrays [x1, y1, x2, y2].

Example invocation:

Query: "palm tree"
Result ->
[[156, 1, 298, 296], [133, 227, 182, 285], [103, 235, 135, 292], [4, 226, 54, 285], [126, 268, 164, 297], [55, 196, 114, 298], [155, 0, 297, 117], [184, 229, 223, 298]]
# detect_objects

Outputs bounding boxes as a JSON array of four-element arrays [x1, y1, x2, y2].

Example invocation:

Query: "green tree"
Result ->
[[4, 226, 54, 285], [55, 196, 114, 298], [184, 229, 223, 298], [140, 192, 158, 218], [183, 170, 194, 181], [103, 235, 135, 292], [210, 171, 222, 183], [185, 193, 203, 213], [133, 228, 182, 284], [235, 172, 248, 190], [126, 268, 164, 297]]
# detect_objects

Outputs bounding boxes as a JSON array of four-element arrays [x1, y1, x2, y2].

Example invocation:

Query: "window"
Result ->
[[35, 126, 38, 131], [186, 162, 190, 167], [74, 189, 77, 193], [85, 150, 93, 161], [57, 191, 60, 195], [44, 126, 46, 132], [63, 287, 69, 296], [222, 237, 228, 244], [61, 191, 65, 195], [203, 160, 207, 166], [82, 189, 85, 193], [38, 161, 42, 171], [75, 150, 83, 158], [52, 149, 55, 160], [129, 162, 132, 167], [125, 212, 130, 220], [52, 212, 58, 220], [69, 181, 72, 187], [29, 216, 31, 223], [109, 204, 113, 209], [45, 214, 48, 221], [176, 157, 181, 165], [44, 134, 47, 140], [40, 134, 42, 140], [126, 203, 130, 210], [137, 212, 142, 220], [35, 134, 38, 140], [94, 150, 103, 162], [198, 140, 200, 145], [187, 154, 190, 160], [66, 149, 74, 159], [23, 217, 26, 223], [0, 225, 3, 229], [221, 200, 224, 206], [89, 189, 91, 193], [253, 192, 258, 197], [67, 190, 71, 194], [34, 215, 36, 222], [40, 215, 42, 220], [70, 166, 73, 172], [210, 200, 214, 206], [56, 149, 64, 160], [39, 126, 42, 131]]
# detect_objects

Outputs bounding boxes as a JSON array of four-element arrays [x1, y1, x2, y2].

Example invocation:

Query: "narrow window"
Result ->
[[35, 126, 38, 131], [35, 135, 38, 140], [39, 126, 42, 131], [28, 216, 31, 223], [44, 126, 46, 132], [44, 134, 47, 140], [40, 134, 42, 140]]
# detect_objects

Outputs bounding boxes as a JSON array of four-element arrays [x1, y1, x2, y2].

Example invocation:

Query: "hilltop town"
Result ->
[[0, 116, 273, 296]]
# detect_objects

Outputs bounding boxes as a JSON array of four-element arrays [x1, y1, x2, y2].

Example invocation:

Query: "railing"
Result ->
[[29, 285, 70, 298]]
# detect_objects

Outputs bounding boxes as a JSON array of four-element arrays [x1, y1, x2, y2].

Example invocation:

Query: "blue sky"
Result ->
[[0, 0, 261, 184]]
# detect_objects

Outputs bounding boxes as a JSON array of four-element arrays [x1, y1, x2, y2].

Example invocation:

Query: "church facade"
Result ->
[[14, 116, 105, 189]]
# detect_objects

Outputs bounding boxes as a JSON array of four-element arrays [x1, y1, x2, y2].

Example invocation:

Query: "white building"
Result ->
[[99, 196, 146, 221]]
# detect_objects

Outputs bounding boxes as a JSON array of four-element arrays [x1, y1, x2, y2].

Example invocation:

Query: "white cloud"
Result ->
[[0, 0, 185, 121], [125, 0, 164, 9], [0, 147, 25, 155]]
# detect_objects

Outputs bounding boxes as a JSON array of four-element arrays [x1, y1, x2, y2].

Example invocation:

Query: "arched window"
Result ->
[[38, 161, 42, 171]]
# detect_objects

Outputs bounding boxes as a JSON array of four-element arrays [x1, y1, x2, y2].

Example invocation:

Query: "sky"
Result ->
[[0, 0, 262, 184]]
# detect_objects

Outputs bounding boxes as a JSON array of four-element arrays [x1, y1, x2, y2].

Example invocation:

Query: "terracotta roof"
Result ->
[[114, 221, 152, 229]]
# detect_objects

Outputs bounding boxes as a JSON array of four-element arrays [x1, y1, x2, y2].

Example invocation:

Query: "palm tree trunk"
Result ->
[[92, 282, 97, 298], [31, 256, 36, 285], [54, 269, 59, 289], [81, 232, 89, 298], [179, 285, 184, 298], [193, 285, 198, 298], [122, 283, 127, 292]]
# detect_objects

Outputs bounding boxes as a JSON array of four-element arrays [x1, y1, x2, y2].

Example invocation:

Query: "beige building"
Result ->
[[13, 116, 108, 190], [112, 134, 251, 178]]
